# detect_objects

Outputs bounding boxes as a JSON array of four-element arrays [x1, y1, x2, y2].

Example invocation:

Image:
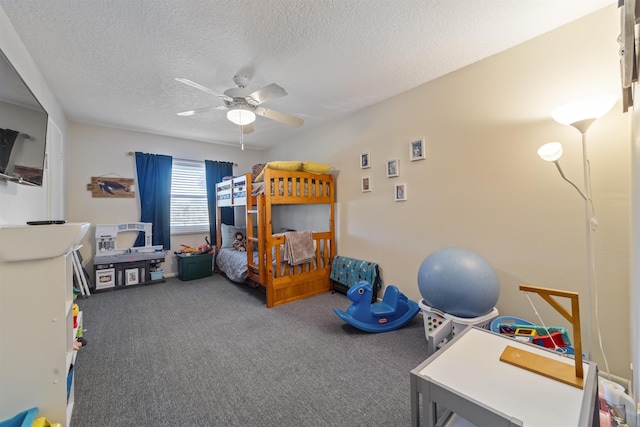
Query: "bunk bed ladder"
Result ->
[[246, 175, 266, 284]]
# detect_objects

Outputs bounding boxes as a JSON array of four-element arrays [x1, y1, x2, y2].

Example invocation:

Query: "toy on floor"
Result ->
[[333, 280, 420, 333], [73, 337, 87, 351]]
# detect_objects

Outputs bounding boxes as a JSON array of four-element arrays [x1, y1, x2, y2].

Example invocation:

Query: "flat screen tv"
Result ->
[[0, 48, 48, 186]]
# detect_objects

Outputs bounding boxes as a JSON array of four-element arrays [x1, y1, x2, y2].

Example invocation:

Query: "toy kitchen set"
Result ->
[[93, 222, 165, 290]]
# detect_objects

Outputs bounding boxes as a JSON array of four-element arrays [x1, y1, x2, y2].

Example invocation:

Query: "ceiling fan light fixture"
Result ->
[[227, 108, 256, 126]]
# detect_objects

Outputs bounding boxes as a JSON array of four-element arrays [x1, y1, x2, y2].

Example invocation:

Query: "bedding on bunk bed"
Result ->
[[216, 248, 255, 282], [217, 224, 249, 281], [216, 225, 324, 283], [216, 244, 325, 283]]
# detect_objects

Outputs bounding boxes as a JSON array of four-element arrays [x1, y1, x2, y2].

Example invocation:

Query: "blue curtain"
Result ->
[[205, 160, 234, 244], [134, 152, 173, 249]]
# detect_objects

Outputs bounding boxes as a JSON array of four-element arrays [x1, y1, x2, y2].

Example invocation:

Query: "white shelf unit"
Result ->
[[0, 222, 89, 427], [0, 253, 75, 426]]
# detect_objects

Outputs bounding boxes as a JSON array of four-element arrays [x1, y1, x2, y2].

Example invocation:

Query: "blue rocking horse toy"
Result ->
[[333, 280, 420, 333]]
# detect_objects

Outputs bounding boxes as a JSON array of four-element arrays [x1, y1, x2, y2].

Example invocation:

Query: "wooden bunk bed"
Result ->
[[215, 167, 336, 308]]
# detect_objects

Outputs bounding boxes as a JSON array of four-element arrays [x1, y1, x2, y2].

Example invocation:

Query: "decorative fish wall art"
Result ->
[[86, 177, 135, 198]]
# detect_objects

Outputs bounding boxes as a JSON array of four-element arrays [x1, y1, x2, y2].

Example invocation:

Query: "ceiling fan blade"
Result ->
[[177, 105, 228, 116], [175, 78, 233, 103], [255, 107, 304, 127], [245, 83, 287, 106], [240, 123, 254, 134]]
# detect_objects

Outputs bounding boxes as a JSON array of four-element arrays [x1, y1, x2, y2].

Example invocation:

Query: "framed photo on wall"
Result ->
[[386, 159, 399, 177], [394, 183, 407, 201], [360, 152, 371, 169], [410, 138, 425, 161], [361, 176, 371, 192]]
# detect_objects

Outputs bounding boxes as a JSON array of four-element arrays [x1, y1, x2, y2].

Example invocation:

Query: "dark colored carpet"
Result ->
[[71, 275, 428, 426]]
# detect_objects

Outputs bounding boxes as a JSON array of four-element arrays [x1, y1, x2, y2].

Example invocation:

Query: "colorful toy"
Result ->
[[333, 280, 420, 333], [513, 327, 537, 342], [72, 303, 79, 329], [490, 316, 575, 354], [533, 331, 569, 349]]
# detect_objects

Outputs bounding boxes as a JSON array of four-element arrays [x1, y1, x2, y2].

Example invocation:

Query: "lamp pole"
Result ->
[[544, 94, 616, 361], [577, 123, 595, 360], [565, 117, 596, 360]]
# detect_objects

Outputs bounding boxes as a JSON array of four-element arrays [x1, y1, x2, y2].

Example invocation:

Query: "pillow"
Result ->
[[251, 163, 266, 180], [221, 224, 246, 249], [254, 161, 303, 182], [301, 161, 332, 174], [278, 227, 296, 233]]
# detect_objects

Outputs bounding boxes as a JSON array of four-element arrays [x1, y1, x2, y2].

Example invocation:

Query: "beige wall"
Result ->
[[267, 5, 631, 378], [66, 122, 262, 275]]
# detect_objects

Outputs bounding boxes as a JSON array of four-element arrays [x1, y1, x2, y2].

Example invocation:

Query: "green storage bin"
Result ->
[[176, 253, 213, 281]]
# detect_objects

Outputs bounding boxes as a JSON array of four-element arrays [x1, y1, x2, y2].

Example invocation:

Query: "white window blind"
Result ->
[[170, 158, 209, 234]]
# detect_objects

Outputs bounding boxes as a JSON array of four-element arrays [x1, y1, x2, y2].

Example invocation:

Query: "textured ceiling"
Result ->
[[0, 0, 616, 150]]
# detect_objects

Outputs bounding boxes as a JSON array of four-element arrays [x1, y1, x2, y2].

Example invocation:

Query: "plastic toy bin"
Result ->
[[150, 268, 164, 281], [176, 253, 212, 281]]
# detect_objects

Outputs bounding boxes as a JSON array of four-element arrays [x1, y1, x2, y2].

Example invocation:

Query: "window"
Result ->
[[170, 158, 209, 234]]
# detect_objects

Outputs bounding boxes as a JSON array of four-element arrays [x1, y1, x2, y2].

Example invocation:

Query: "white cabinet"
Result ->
[[0, 222, 89, 427]]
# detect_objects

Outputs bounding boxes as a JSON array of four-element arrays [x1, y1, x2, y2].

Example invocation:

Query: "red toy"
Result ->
[[532, 331, 569, 349]]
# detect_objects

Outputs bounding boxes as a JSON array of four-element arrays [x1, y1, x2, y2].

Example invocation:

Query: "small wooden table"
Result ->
[[410, 327, 599, 427]]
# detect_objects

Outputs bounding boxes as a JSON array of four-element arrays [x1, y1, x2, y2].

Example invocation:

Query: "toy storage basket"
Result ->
[[419, 300, 499, 339], [489, 315, 579, 356]]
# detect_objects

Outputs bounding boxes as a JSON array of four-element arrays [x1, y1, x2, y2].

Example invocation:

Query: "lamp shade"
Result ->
[[227, 108, 256, 126], [551, 95, 617, 126], [538, 142, 563, 162]]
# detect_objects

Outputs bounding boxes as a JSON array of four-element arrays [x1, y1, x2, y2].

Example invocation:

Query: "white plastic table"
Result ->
[[410, 327, 599, 427]]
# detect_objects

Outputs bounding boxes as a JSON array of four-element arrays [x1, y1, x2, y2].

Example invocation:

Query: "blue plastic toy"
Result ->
[[333, 280, 420, 333]]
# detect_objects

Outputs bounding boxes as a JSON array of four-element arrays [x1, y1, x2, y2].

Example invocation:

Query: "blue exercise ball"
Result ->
[[417, 248, 499, 318]]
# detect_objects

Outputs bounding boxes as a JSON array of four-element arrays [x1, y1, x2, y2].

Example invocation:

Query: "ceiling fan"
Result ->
[[175, 75, 304, 132]]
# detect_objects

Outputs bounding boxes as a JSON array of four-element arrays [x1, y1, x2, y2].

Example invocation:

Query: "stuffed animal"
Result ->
[[232, 231, 247, 251]]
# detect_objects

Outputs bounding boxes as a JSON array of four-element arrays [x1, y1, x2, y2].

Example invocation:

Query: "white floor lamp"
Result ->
[[537, 94, 617, 360]]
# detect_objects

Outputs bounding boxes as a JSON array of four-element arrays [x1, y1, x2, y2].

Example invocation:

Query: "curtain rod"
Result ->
[[1, 128, 30, 139], [127, 152, 237, 166]]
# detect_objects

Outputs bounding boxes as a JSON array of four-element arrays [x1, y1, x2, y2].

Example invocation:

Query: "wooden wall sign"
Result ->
[[87, 177, 135, 198]]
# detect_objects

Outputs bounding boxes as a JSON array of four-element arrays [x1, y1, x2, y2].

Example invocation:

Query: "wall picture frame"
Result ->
[[125, 268, 139, 285], [386, 159, 399, 177], [410, 138, 425, 161], [361, 176, 371, 192], [394, 183, 407, 201], [360, 152, 371, 169]]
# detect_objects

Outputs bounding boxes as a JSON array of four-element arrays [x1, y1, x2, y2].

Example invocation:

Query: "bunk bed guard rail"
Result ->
[[330, 255, 381, 301]]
